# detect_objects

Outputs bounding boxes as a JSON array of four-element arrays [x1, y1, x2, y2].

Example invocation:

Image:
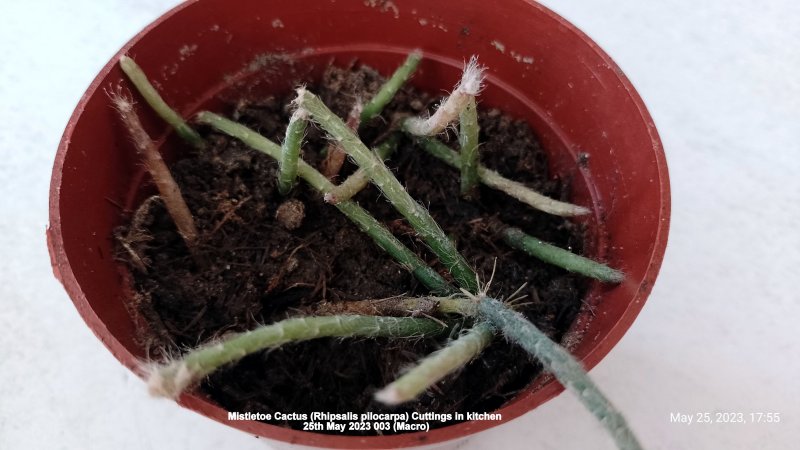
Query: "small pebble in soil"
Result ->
[[275, 199, 306, 230]]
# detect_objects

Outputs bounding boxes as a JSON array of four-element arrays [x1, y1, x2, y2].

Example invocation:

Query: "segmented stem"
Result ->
[[196, 112, 454, 295], [313, 295, 474, 317], [119, 56, 204, 149], [361, 50, 423, 122], [295, 90, 478, 292], [375, 322, 494, 405], [417, 137, 590, 216], [325, 135, 399, 204], [459, 97, 480, 196], [404, 56, 484, 136], [502, 227, 624, 283], [278, 109, 308, 195], [146, 315, 448, 399], [477, 297, 642, 450]]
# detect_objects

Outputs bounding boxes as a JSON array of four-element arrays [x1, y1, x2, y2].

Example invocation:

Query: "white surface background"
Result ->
[[1, 1, 798, 449]]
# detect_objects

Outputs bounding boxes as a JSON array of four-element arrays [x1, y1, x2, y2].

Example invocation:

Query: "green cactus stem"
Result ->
[[361, 50, 423, 122], [375, 322, 494, 405], [146, 315, 449, 399], [458, 96, 480, 197], [119, 55, 204, 149], [416, 137, 590, 216], [477, 296, 641, 450], [501, 226, 624, 283], [278, 109, 308, 195]]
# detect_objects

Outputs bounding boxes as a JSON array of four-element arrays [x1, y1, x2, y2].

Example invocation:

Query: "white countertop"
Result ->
[[1, 1, 798, 448]]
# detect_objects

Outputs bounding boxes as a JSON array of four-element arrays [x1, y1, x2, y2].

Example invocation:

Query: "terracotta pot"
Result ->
[[48, 0, 670, 448]]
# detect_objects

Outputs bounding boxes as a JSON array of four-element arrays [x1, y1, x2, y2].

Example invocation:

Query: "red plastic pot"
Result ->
[[48, 0, 670, 448]]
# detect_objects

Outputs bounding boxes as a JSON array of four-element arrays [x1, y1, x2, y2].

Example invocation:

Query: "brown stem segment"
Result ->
[[111, 93, 198, 249], [321, 101, 363, 179]]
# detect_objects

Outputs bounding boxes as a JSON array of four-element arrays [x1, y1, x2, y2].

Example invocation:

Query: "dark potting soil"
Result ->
[[119, 63, 588, 435]]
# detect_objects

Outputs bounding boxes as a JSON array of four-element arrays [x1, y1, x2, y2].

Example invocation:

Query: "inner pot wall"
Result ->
[[48, 0, 670, 448]]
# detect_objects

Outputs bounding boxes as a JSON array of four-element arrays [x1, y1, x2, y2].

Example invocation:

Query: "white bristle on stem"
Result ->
[[404, 56, 486, 136]]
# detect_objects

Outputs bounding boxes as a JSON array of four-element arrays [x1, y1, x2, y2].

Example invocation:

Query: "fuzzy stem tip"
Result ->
[[404, 56, 485, 137]]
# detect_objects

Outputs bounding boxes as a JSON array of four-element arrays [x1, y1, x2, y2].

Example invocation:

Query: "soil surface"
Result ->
[[119, 63, 588, 435]]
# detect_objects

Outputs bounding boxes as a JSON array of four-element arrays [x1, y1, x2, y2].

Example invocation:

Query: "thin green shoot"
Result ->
[[459, 96, 480, 197], [361, 50, 423, 122], [502, 227, 624, 283], [119, 55, 204, 149], [375, 322, 494, 404]]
